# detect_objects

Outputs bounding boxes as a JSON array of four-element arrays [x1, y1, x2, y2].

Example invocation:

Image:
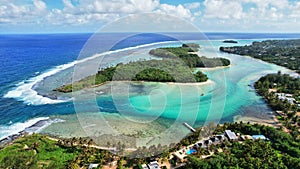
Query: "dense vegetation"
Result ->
[[255, 72, 300, 94], [150, 44, 230, 68], [0, 134, 82, 169], [220, 39, 300, 73], [183, 122, 300, 169], [254, 72, 300, 139], [55, 59, 208, 93]]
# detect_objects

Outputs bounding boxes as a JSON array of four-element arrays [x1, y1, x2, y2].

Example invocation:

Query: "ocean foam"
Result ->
[[0, 117, 49, 140], [4, 41, 176, 105]]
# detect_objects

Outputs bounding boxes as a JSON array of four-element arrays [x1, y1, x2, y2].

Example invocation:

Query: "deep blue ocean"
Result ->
[[1, 32, 300, 139]]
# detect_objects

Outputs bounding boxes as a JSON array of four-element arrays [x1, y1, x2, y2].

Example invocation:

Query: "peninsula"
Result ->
[[219, 39, 300, 73], [55, 44, 230, 93]]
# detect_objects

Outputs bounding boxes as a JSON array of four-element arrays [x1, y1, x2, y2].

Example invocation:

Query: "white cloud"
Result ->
[[198, 0, 300, 32], [184, 2, 200, 9], [1, 0, 300, 33], [62, 0, 74, 9], [203, 0, 244, 20], [0, 0, 48, 24], [33, 0, 47, 11], [156, 4, 193, 19], [79, 0, 159, 14], [288, 2, 300, 19], [202, 0, 294, 21], [45, 0, 194, 26], [0, 3, 31, 24]]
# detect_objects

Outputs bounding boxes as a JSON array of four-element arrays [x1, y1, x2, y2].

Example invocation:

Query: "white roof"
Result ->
[[141, 164, 148, 169], [225, 130, 237, 140], [148, 161, 160, 169], [88, 164, 99, 169]]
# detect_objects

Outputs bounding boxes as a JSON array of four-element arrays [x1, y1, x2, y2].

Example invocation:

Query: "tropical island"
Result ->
[[219, 39, 300, 73], [55, 44, 230, 93]]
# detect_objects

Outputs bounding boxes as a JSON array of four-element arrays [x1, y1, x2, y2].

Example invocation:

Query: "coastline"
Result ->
[[39, 112, 190, 148], [233, 112, 279, 127], [219, 48, 299, 77], [196, 64, 232, 71], [66, 79, 215, 94], [166, 79, 214, 86], [0, 118, 64, 147], [3, 37, 298, 149]]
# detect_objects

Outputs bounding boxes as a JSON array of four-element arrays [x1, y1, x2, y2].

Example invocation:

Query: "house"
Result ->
[[141, 164, 149, 169], [225, 130, 238, 141], [148, 161, 160, 169], [275, 93, 296, 104], [88, 164, 99, 169]]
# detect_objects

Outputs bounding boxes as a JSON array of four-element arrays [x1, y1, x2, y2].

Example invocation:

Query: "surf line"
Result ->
[[4, 41, 177, 105]]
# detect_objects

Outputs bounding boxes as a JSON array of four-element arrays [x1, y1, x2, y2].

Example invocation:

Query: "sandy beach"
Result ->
[[233, 114, 278, 127], [197, 65, 232, 71], [166, 79, 214, 86]]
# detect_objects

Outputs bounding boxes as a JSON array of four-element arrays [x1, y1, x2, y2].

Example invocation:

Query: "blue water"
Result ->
[[0, 34, 87, 123], [187, 149, 197, 155], [1, 32, 300, 139]]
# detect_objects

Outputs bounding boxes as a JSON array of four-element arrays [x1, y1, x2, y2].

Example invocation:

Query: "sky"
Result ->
[[0, 0, 300, 33]]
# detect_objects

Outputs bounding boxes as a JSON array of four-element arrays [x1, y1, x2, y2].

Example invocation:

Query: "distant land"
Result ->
[[222, 40, 238, 44], [220, 39, 300, 73]]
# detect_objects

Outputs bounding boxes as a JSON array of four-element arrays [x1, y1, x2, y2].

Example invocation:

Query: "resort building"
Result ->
[[148, 161, 160, 169], [225, 130, 238, 141], [141, 164, 149, 169], [88, 164, 99, 169], [142, 161, 160, 169], [275, 93, 296, 104]]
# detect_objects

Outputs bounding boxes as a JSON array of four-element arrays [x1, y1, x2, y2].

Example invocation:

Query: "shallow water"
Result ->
[[40, 39, 299, 147], [1, 33, 299, 142]]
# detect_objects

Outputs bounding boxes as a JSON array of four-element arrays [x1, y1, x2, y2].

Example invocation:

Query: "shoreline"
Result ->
[[166, 79, 214, 86], [0, 118, 64, 147], [233, 114, 278, 127], [196, 64, 232, 71], [0, 115, 280, 148], [2, 111, 279, 149], [64, 79, 215, 94], [3, 37, 297, 148]]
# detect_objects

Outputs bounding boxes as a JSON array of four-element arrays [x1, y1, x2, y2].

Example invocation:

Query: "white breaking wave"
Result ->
[[4, 41, 177, 105], [0, 117, 49, 140]]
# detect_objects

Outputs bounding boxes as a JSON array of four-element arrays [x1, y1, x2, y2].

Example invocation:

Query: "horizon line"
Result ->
[[1, 31, 300, 35]]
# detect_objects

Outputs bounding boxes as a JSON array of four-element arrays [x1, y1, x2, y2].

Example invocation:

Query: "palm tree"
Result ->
[[79, 137, 83, 145], [71, 137, 77, 147], [88, 139, 94, 147]]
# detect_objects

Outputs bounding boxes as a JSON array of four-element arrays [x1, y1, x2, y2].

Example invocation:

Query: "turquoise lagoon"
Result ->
[[40, 39, 298, 146]]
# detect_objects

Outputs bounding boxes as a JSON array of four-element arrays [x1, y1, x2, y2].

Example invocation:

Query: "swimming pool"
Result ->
[[186, 149, 197, 155]]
